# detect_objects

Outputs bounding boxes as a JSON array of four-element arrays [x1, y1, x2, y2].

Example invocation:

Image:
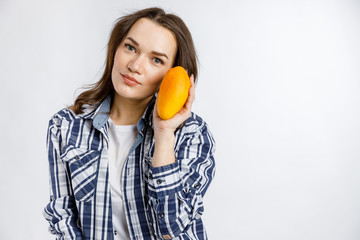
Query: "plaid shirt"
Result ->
[[43, 94, 216, 240]]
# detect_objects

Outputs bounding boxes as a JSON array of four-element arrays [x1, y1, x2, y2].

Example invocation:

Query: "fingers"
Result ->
[[185, 74, 195, 110]]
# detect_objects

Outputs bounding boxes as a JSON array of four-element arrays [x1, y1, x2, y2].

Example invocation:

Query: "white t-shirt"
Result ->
[[108, 117, 138, 240]]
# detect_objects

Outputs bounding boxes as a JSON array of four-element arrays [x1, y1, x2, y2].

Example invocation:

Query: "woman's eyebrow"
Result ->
[[152, 51, 168, 59], [126, 37, 169, 59], [127, 37, 139, 46]]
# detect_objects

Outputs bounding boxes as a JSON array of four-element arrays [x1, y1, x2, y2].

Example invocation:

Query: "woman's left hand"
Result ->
[[153, 74, 195, 138]]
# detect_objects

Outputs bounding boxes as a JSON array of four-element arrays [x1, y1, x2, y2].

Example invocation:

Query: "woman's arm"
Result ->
[[152, 74, 196, 168], [148, 75, 216, 239], [147, 121, 216, 239], [43, 115, 83, 240]]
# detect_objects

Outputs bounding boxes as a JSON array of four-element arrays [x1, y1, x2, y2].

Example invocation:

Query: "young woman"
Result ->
[[43, 7, 216, 240]]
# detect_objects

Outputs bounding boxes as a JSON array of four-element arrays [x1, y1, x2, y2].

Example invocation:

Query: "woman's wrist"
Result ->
[[154, 129, 175, 143], [152, 130, 176, 167]]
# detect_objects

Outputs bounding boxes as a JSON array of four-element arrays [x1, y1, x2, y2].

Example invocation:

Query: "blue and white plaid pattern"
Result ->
[[43, 94, 216, 240]]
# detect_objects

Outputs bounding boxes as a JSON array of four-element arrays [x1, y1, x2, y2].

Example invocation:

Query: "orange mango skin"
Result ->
[[157, 66, 191, 120]]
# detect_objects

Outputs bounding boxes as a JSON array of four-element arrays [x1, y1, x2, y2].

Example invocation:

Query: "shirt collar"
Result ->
[[81, 93, 156, 135]]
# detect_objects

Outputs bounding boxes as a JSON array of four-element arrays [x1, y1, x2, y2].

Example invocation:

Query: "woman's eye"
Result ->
[[125, 44, 135, 52], [153, 58, 163, 64]]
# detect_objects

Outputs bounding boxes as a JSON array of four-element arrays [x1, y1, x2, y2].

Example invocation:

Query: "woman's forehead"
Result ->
[[124, 18, 177, 58]]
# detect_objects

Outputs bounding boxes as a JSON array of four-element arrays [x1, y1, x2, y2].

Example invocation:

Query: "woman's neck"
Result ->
[[109, 93, 153, 125]]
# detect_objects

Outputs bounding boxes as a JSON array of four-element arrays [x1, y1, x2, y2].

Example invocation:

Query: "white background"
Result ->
[[1, 0, 360, 239]]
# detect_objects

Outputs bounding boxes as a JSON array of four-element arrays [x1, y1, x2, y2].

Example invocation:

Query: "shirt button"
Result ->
[[158, 213, 164, 218], [194, 183, 200, 189], [156, 179, 163, 184], [114, 230, 117, 235]]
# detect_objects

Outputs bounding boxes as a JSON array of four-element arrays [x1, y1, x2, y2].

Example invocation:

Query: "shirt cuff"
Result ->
[[148, 161, 182, 198]]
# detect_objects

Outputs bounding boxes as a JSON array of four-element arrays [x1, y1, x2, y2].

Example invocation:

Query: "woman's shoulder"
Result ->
[[175, 111, 216, 152], [182, 111, 214, 136], [48, 104, 97, 127], [47, 107, 73, 127]]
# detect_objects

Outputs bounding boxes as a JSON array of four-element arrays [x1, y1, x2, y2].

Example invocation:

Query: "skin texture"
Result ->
[[109, 17, 195, 167]]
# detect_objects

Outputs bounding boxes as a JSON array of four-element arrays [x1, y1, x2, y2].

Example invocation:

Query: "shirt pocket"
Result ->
[[60, 145, 100, 202]]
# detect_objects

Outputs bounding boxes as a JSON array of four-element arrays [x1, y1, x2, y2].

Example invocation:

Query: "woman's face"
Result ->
[[111, 18, 177, 102]]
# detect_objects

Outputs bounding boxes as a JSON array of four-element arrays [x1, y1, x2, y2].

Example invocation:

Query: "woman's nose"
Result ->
[[127, 55, 145, 74]]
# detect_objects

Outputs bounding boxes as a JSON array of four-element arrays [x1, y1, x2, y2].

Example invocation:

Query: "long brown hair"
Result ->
[[69, 7, 198, 114]]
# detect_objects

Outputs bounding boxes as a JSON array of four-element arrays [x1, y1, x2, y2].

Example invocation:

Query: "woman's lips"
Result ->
[[121, 73, 140, 86]]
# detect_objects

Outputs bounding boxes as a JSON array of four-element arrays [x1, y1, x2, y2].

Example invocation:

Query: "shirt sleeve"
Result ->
[[43, 115, 83, 240], [146, 122, 216, 239]]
